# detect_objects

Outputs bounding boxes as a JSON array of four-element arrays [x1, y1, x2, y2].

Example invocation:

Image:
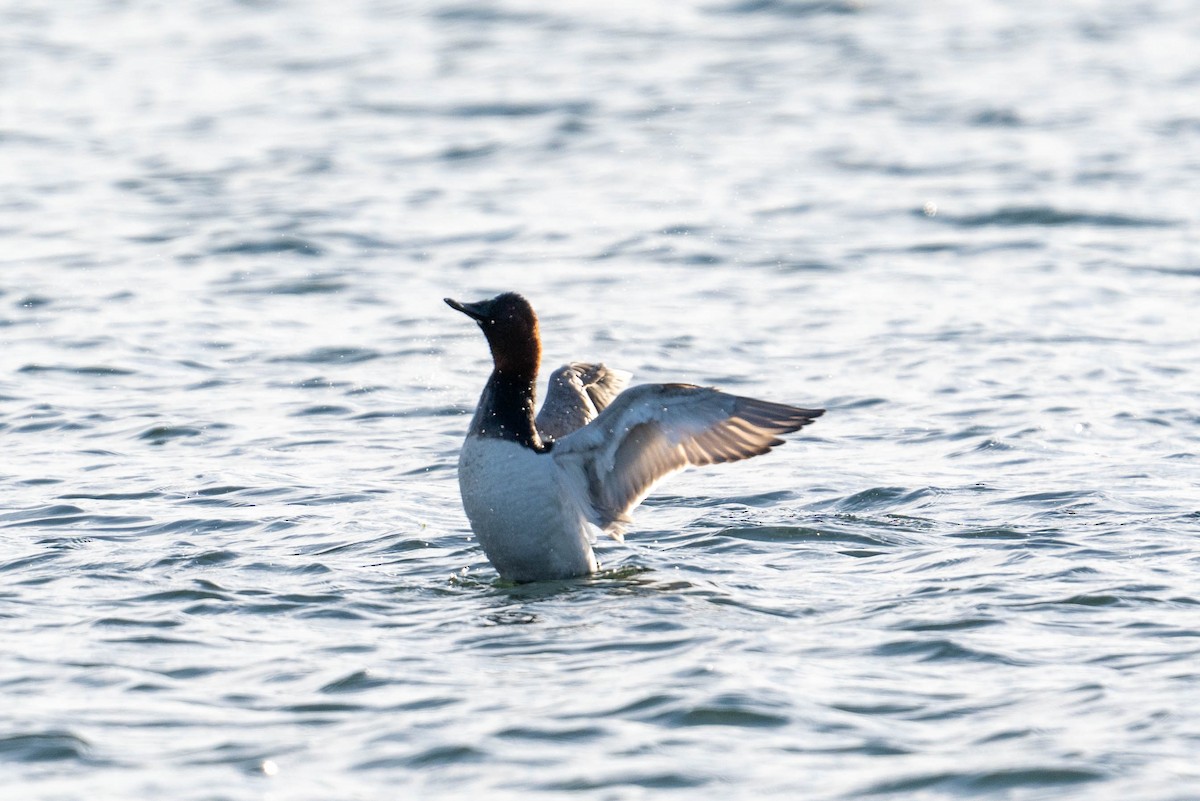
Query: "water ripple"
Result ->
[[270, 347, 382, 365], [0, 731, 94, 765], [929, 205, 1177, 228], [862, 766, 1104, 795]]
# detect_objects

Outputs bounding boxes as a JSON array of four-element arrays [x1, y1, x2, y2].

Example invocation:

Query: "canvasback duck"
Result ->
[[445, 292, 823, 582]]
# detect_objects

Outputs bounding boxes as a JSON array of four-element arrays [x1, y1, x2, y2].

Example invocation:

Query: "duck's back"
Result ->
[[457, 436, 597, 581]]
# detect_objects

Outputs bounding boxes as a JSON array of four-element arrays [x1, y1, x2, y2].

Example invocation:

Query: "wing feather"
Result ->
[[552, 383, 824, 533], [536, 363, 633, 441]]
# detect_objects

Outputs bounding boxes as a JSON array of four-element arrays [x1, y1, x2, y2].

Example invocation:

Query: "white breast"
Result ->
[[457, 437, 597, 582]]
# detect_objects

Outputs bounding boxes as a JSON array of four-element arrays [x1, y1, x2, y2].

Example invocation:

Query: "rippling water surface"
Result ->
[[4, 1, 1199, 799]]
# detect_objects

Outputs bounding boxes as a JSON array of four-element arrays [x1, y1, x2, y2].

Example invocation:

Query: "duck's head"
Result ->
[[445, 292, 540, 375]]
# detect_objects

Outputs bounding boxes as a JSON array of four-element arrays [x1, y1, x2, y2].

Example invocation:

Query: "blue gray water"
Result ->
[[3, 1, 1199, 798]]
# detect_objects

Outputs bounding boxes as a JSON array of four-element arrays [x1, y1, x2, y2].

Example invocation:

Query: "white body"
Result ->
[[457, 437, 597, 582]]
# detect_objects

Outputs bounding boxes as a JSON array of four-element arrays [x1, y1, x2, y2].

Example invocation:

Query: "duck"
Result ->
[[445, 292, 823, 582]]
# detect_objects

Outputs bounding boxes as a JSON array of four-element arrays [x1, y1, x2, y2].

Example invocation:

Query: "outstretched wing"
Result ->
[[536, 362, 632, 442], [552, 383, 823, 535]]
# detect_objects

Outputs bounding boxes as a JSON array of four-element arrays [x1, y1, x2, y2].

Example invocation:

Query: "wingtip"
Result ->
[[735, 397, 825, 433], [789, 408, 824, 431]]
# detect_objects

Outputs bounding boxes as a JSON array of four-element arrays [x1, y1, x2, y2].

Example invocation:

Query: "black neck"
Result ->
[[469, 368, 547, 452]]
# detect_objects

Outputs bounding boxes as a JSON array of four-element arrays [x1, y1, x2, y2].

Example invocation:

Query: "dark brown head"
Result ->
[[445, 292, 541, 376]]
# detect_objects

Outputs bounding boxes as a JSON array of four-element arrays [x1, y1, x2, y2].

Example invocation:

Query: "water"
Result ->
[[3, 1, 1199, 798]]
